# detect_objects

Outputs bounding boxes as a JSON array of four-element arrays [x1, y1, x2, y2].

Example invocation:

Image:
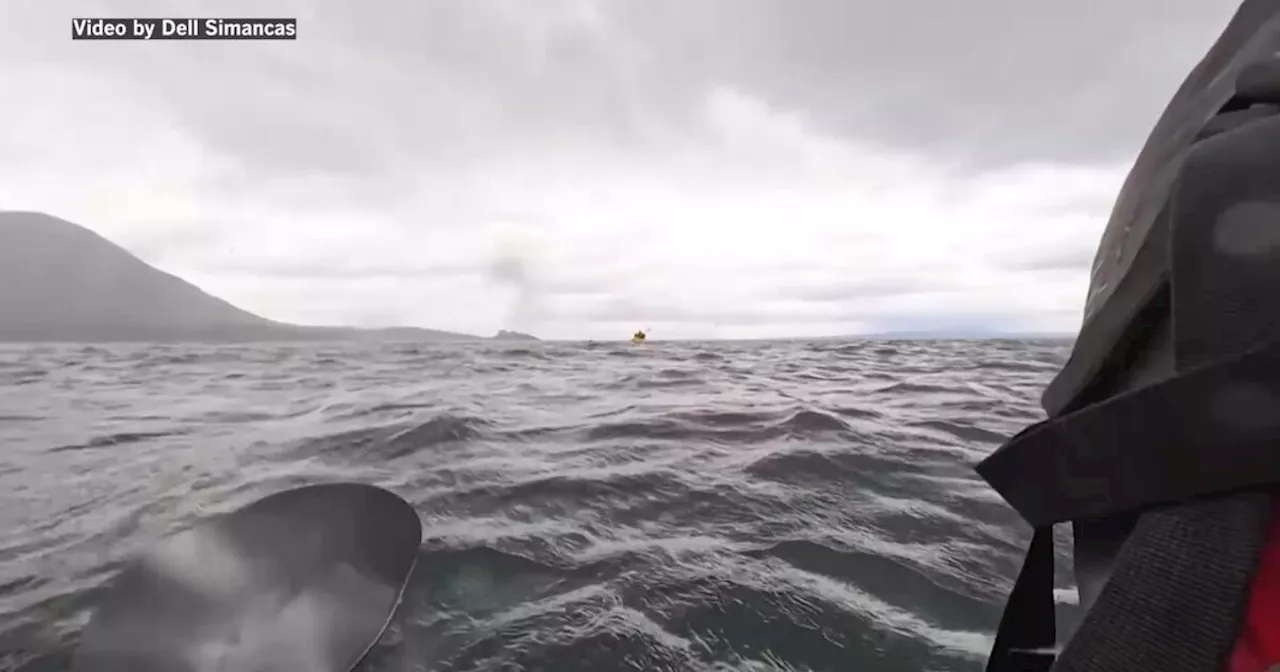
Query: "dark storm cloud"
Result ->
[[610, 0, 1242, 167], [1, 0, 1243, 179], [314, 0, 1243, 166]]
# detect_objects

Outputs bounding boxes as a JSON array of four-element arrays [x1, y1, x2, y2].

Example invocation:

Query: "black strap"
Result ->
[[982, 527, 1056, 672], [1053, 493, 1270, 672]]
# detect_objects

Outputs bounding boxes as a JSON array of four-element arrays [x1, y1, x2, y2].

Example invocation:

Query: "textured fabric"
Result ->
[[1042, 0, 1280, 416], [1051, 494, 1270, 672], [1229, 497, 1280, 672], [978, 340, 1280, 527], [1047, 105, 1280, 671], [979, 6, 1280, 671]]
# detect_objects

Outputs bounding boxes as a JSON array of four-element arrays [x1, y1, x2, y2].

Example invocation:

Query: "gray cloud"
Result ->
[[619, 0, 1240, 167], [3, 0, 1242, 180], [778, 277, 938, 303], [0, 0, 1238, 337], [111, 219, 234, 262], [197, 260, 479, 279], [1004, 248, 1097, 273], [559, 290, 967, 326], [996, 236, 1099, 272]]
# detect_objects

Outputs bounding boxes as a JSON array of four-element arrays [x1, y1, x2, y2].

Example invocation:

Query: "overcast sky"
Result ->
[[0, 0, 1242, 339]]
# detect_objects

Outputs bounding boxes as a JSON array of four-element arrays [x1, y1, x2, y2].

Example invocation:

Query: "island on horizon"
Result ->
[[0, 210, 1070, 344], [493, 329, 539, 341], [0, 211, 540, 344]]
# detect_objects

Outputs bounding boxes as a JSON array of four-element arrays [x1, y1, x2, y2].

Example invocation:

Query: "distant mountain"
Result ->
[[493, 329, 539, 341], [0, 211, 480, 343]]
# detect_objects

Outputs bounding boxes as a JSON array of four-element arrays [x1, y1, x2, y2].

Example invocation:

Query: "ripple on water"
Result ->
[[0, 338, 1071, 671]]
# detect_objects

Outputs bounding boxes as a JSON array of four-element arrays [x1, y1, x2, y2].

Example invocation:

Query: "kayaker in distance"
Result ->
[[978, 1, 1280, 670], [632, 329, 647, 343]]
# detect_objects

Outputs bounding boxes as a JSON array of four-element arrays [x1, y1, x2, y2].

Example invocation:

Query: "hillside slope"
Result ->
[[0, 211, 479, 343]]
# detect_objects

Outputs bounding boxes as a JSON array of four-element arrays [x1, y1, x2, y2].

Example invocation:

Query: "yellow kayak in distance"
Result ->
[[631, 329, 647, 344]]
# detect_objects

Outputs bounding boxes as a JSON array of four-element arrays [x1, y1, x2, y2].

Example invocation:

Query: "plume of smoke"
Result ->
[[487, 230, 544, 331]]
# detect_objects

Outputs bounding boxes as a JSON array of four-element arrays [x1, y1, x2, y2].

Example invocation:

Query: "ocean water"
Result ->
[[0, 338, 1077, 672]]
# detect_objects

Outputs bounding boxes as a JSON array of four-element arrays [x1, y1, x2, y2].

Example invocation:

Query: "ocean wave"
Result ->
[[0, 338, 1071, 671]]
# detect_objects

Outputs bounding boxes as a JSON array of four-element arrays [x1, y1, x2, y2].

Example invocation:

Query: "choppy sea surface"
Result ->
[[0, 338, 1079, 672]]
